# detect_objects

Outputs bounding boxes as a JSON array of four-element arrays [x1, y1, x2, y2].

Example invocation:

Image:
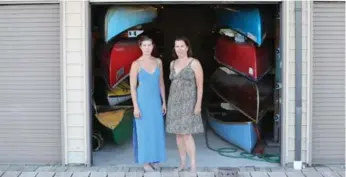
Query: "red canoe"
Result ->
[[101, 39, 142, 89], [209, 67, 274, 123], [214, 35, 273, 82]]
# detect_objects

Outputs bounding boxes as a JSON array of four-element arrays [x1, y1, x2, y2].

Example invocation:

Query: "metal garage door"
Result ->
[[312, 1, 345, 164], [0, 4, 61, 164]]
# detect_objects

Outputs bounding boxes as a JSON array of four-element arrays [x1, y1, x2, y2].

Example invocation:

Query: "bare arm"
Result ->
[[129, 61, 139, 109], [191, 59, 203, 109], [157, 59, 166, 105]]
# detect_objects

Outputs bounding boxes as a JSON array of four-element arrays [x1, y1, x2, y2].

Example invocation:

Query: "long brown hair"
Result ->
[[172, 36, 193, 59]]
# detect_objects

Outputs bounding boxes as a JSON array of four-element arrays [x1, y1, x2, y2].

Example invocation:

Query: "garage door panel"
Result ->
[[0, 4, 61, 164], [312, 2, 345, 165]]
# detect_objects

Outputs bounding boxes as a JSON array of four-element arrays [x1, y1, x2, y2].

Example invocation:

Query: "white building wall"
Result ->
[[61, 0, 312, 165], [61, 1, 90, 164]]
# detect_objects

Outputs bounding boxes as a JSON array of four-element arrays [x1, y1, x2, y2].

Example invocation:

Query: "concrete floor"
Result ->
[[92, 130, 280, 167]]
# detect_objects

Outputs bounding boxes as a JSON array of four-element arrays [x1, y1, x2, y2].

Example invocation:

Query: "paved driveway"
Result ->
[[0, 165, 344, 177]]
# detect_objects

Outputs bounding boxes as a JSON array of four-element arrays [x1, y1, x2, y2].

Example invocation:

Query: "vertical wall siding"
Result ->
[[62, 1, 89, 164]]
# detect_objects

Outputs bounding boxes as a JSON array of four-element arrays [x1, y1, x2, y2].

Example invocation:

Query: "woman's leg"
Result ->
[[184, 134, 197, 172], [176, 134, 187, 171]]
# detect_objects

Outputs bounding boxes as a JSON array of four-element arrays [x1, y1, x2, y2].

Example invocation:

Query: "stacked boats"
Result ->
[[207, 7, 275, 153], [93, 6, 159, 149]]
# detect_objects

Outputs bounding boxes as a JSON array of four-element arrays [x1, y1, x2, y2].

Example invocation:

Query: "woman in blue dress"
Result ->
[[129, 35, 167, 171]]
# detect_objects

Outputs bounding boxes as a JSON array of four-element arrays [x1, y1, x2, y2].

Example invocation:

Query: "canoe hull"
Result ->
[[107, 95, 132, 106], [101, 39, 142, 89], [206, 104, 258, 153], [209, 67, 274, 123], [215, 7, 268, 46], [111, 108, 133, 144], [105, 6, 158, 42], [94, 108, 133, 145], [214, 35, 273, 82], [107, 78, 132, 106]]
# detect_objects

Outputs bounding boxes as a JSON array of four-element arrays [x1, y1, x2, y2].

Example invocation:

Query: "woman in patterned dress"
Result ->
[[129, 35, 167, 172], [166, 36, 204, 173]]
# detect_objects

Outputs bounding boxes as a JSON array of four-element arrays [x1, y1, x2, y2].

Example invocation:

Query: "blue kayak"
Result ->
[[215, 7, 268, 46], [104, 6, 158, 42], [207, 103, 258, 153]]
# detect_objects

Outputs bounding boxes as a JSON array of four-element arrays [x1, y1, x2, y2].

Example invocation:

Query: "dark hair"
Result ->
[[172, 36, 193, 59], [138, 35, 154, 46]]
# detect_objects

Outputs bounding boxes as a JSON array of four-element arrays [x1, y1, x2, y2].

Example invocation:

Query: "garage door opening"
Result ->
[[90, 3, 283, 167]]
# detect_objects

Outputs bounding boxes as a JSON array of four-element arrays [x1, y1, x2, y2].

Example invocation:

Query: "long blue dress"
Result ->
[[133, 63, 166, 164]]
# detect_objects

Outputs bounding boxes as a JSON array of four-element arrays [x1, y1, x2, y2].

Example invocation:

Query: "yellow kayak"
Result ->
[[107, 79, 132, 106], [95, 108, 133, 145]]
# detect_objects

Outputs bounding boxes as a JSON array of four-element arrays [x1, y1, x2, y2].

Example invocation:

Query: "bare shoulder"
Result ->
[[155, 58, 163, 65], [131, 59, 140, 70], [190, 58, 202, 69], [132, 59, 139, 66], [170, 59, 176, 68]]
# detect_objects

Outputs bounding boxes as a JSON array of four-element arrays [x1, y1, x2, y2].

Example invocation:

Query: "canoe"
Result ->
[[214, 7, 269, 46], [206, 103, 258, 153], [209, 67, 274, 123], [94, 108, 133, 145], [105, 6, 158, 42], [214, 35, 273, 82], [107, 78, 132, 106], [101, 38, 142, 89]]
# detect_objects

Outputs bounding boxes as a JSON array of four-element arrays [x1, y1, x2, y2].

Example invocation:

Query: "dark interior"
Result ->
[[91, 3, 279, 150]]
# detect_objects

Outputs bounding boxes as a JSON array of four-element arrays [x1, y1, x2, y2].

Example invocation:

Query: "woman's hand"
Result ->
[[162, 104, 167, 115], [194, 105, 201, 115], [134, 107, 141, 119]]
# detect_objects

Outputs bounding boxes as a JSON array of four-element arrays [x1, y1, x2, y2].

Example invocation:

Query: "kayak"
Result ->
[[206, 103, 258, 153], [107, 78, 132, 106], [105, 6, 158, 42], [209, 67, 274, 123], [215, 7, 269, 46], [101, 38, 142, 89], [214, 35, 273, 82], [94, 108, 133, 145]]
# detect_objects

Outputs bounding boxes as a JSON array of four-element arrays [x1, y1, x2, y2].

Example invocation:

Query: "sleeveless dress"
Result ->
[[165, 59, 204, 134], [133, 61, 166, 164]]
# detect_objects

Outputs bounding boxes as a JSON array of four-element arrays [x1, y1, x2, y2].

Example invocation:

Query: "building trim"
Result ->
[[60, 1, 68, 165], [294, 0, 303, 166], [84, 1, 92, 167], [280, 0, 289, 166], [307, 1, 314, 166]]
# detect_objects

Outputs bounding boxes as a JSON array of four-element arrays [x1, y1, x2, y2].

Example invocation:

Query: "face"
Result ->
[[140, 40, 154, 56], [174, 40, 189, 58]]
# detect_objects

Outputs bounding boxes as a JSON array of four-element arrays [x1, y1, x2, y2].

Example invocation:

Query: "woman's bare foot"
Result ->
[[190, 166, 196, 173], [150, 163, 160, 170], [175, 164, 186, 172], [144, 164, 155, 172]]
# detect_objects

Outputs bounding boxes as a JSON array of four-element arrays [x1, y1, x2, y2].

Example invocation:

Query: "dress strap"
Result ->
[[188, 58, 194, 67], [136, 60, 142, 72]]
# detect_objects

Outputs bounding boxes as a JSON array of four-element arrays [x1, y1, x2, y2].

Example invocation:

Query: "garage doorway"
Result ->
[[88, 1, 285, 167]]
